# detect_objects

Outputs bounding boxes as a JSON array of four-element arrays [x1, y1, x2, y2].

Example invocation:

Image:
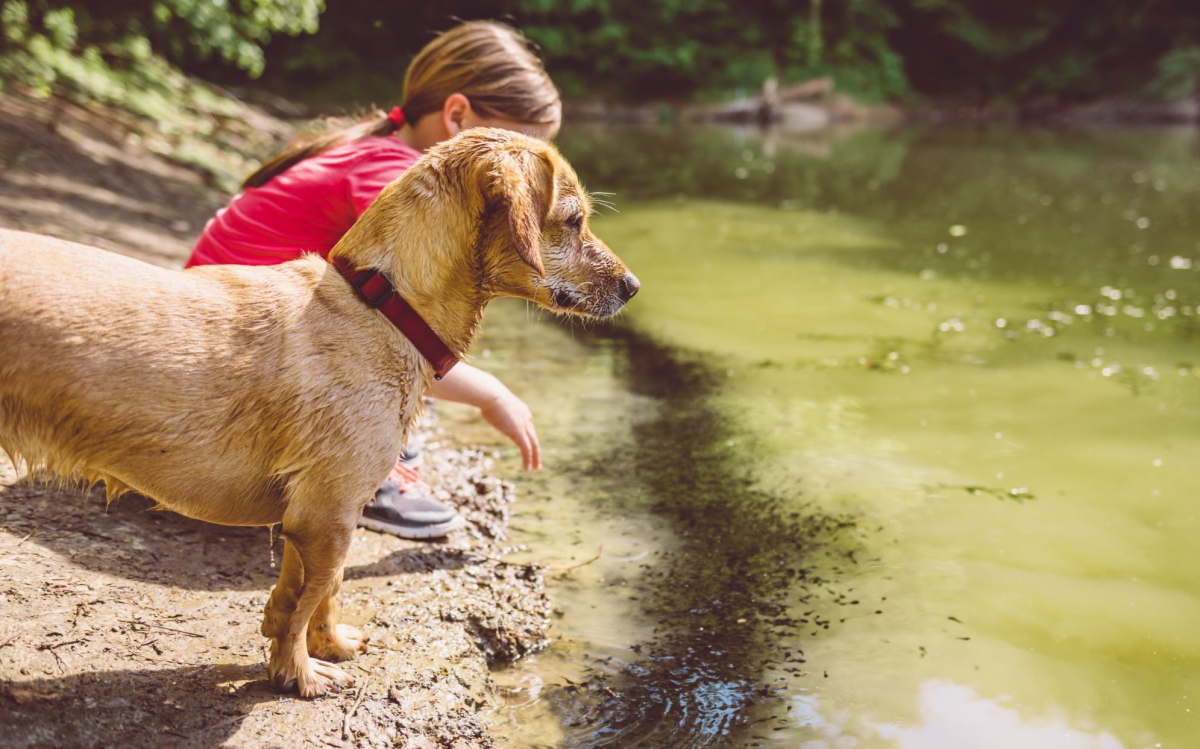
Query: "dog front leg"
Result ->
[[306, 565, 369, 661], [263, 514, 356, 698], [262, 539, 303, 642]]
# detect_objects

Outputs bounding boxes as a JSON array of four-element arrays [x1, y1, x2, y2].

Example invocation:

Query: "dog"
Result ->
[[0, 128, 639, 697]]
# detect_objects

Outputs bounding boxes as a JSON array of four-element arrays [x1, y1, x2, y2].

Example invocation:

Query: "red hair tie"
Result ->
[[387, 106, 406, 128]]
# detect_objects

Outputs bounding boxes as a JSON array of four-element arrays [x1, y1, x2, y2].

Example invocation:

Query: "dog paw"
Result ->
[[299, 658, 355, 698], [308, 623, 369, 662], [269, 654, 355, 698]]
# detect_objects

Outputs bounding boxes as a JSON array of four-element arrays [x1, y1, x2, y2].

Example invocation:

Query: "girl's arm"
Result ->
[[428, 363, 542, 471]]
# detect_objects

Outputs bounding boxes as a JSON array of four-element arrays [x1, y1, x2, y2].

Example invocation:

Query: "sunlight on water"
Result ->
[[790, 680, 1128, 749], [467, 125, 1200, 748]]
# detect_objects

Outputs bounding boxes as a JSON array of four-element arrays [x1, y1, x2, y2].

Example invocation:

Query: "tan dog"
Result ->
[[0, 128, 638, 697]]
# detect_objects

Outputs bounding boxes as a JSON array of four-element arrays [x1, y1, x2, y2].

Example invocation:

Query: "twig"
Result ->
[[16, 522, 44, 546], [119, 620, 204, 638], [34, 635, 84, 672], [37, 638, 84, 651], [341, 674, 373, 742], [549, 546, 603, 577], [0, 630, 21, 649], [36, 640, 78, 673]]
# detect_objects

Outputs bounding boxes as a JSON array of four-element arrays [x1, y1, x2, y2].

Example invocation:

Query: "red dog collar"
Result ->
[[329, 254, 459, 380]]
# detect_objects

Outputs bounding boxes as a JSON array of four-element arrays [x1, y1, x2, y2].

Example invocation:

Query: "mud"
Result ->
[[0, 91, 551, 748], [0, 431, 549, 748]]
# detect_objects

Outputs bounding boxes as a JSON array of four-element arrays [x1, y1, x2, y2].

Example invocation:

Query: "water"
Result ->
[[445, 125, 1200, 748]]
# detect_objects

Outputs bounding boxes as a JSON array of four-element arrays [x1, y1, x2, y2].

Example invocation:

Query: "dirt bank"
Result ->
[[0, 91, 550, 748]]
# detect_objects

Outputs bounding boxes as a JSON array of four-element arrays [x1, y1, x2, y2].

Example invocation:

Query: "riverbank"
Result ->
[[201, 75, 1200, 136], [0, 90, 550, 748], [563, 78, 1200, 129]]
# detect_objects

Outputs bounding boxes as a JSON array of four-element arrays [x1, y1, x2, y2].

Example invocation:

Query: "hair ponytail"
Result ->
[[241, 21, 561, 190], [242, 112, 398, 189]]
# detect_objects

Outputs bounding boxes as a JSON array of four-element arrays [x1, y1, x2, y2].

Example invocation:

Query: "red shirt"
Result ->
[[185, 136, 421, 268]]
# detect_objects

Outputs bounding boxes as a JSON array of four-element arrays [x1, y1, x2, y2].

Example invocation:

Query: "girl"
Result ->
[[185, 21, 561, 538]]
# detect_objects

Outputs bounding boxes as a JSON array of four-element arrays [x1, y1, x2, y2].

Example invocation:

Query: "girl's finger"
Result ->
[[518, 431, 533, 470], [527, 423, 542, 470]]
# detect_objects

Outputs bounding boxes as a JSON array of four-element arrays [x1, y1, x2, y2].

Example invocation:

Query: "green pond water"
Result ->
[[445, 125, 1200, 748]]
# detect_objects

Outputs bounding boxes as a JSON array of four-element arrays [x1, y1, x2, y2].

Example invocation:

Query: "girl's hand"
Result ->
[[479, 391, 541, 471], [427, 363, 542, 470]]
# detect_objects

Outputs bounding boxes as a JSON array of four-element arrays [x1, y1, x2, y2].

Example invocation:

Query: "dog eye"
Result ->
[[566, 214, 583, 231]]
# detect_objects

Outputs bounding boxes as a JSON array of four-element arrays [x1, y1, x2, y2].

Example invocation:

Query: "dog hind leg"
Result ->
[[261, 540, 303, 642], [306, 565, 369, 661], [263, 510, 357, 698]]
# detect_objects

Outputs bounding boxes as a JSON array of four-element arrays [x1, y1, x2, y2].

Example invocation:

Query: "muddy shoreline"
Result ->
[[0, 92, 551, 748], [0, 429, 549, 748]]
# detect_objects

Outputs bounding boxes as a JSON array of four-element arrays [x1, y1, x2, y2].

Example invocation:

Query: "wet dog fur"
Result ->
[[0, 128, 637, 697]]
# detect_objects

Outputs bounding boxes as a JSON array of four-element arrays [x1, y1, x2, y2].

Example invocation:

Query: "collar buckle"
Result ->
[[328, 254, 460, 381], [355, 271, 392, 309]]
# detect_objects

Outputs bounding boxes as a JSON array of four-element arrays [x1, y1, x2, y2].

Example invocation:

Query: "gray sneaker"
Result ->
[[398, 445, 422, 469], [359, 479, 464, 539]]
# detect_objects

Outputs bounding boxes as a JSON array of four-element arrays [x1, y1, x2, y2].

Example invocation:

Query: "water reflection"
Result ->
[[487, 327, 863, 747], [775, 681, 1130, 749], [872, 681, 1127, 749]]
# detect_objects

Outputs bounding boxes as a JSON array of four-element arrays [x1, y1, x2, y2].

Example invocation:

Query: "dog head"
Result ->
[[432, 129, 639, 318]]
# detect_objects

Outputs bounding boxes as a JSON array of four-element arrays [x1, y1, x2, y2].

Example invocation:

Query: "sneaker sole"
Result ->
[[357, 513, 465, 539]]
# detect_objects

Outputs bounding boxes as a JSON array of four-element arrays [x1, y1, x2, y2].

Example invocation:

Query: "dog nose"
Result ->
[[617, 273, 641, 302]]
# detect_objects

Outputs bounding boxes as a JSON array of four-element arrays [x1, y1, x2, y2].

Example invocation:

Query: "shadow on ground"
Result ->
[[0, 663, 272, 748], [0, 480, 477, 592]]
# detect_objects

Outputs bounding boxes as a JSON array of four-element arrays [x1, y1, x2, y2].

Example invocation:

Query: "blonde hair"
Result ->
[[243, 20, 561, 189]]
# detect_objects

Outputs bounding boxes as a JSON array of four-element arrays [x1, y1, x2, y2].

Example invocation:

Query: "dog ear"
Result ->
[[490, 149, 556, 278]]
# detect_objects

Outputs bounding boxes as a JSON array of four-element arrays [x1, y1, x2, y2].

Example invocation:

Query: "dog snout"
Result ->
[[617, 273, 640, 303]]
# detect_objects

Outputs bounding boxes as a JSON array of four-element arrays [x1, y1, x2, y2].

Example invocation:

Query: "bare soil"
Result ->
[[0, 92, 549, 748], [0, 92, 230, 266]]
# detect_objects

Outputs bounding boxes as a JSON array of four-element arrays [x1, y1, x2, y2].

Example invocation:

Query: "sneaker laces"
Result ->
[[386, 456, 431, 493]]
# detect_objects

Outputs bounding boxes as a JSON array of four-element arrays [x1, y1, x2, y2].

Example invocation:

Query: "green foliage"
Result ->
[[4, 0, 1200, 113], [1147, 46, 1200, 100], [0, 0, 323, 82], [248, 0, 914, 104], [0, 0, 300, 192], [779, 0, 908, 102], [150, 0, 323, 77], [245, 0, 1198, 107], [894, 0, 1200, 101]]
